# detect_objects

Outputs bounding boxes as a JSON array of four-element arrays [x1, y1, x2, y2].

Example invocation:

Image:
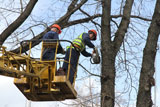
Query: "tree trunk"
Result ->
[[136, 0, 160, 107], [101, 0, 134, 106], [101, 0, 115, 107]]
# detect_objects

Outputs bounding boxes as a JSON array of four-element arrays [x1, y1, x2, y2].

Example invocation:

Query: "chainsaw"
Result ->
[[90, 47, 100, 64]]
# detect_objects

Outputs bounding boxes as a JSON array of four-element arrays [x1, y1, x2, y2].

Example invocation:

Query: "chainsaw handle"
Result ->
[[90, 57, 95, 64], [90, 55, 100, 64]]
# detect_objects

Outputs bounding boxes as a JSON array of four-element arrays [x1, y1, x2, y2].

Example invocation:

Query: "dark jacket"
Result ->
[[81, 33, 95, 57], [43, 31, 63, 53], [42, 31, 63, 60]]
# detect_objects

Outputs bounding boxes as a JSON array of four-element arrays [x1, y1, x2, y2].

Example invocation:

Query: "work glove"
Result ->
[[92, 47, 96, 54], [91, 53, 96, 58], [62, 48, 66, 55]]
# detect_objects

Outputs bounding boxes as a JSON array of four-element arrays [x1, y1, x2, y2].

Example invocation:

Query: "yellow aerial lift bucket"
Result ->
[[0, 40, 78, 101]]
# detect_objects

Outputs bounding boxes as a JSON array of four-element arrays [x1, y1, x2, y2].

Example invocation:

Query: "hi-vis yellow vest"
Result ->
[[72, 33, 85, 52]]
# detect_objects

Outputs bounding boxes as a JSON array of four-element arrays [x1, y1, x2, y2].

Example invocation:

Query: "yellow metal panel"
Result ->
[[53, 76, 77, 99], [0, 57, 4, 67], [14, 78, 27, 84], [54, 75, 67, 82], [67, 47, 72, 80], [40, 41, 58, 61], [27, 42, 32, 58], [39, 68, 48, 79], [43, 42, 57, 48], [40, 41, 44, 61]]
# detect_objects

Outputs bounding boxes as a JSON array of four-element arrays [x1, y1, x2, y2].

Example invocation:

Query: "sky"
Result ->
[[0, 1, 101, 107], [0, 0, 160, 107], [153, 50, 160, 107]]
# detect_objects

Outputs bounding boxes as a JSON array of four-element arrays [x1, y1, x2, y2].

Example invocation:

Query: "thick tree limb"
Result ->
[[60, 0, 78, 25], [79, 8, 101, 27], [0, 0, 38, 45], [55, 0, 87, 26], [63, 14, 101, 28], [113, 0, 134, 54], [113, 15, 151, 21]]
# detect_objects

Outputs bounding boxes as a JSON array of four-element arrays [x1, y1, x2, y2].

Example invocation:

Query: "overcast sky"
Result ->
[[0, 0, 160, 107]]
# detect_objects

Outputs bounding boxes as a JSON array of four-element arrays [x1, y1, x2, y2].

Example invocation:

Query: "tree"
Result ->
[[0, 0, 160, 107], [101, 0, 134, 106], [0, 0, 101, 106], [136, 0, 160, 106], [0, 0, 38, 45]]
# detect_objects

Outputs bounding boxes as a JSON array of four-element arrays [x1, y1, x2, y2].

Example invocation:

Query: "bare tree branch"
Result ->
[[79, 8, 101, 27], [10, 11, 152, 54], [113, 0, 134, 54], [55, 0, 87, 26], [0, 0, 38, 45], [60, 0, 78, 25], [11, 0, 88, 54], [79, 63, 103, 78], [113, 15, 151, 21], [64, 14, 101, 28]]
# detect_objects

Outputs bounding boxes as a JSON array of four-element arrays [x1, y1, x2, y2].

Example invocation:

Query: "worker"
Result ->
[[42, 24, 64, 60], [62, 30, 97, 84]]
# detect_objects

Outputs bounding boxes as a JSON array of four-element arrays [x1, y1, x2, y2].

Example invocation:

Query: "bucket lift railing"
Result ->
[[14, 39, 78, 101], [20, 39, 78, 85]]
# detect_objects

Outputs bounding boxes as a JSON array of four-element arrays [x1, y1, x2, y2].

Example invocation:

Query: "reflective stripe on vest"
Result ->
[[72, 33, 85, 52]]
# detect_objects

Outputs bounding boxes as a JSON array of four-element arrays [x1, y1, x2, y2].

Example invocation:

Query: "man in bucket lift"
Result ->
[[61, 30, 97, 84], [42, 24, 65, 60]]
